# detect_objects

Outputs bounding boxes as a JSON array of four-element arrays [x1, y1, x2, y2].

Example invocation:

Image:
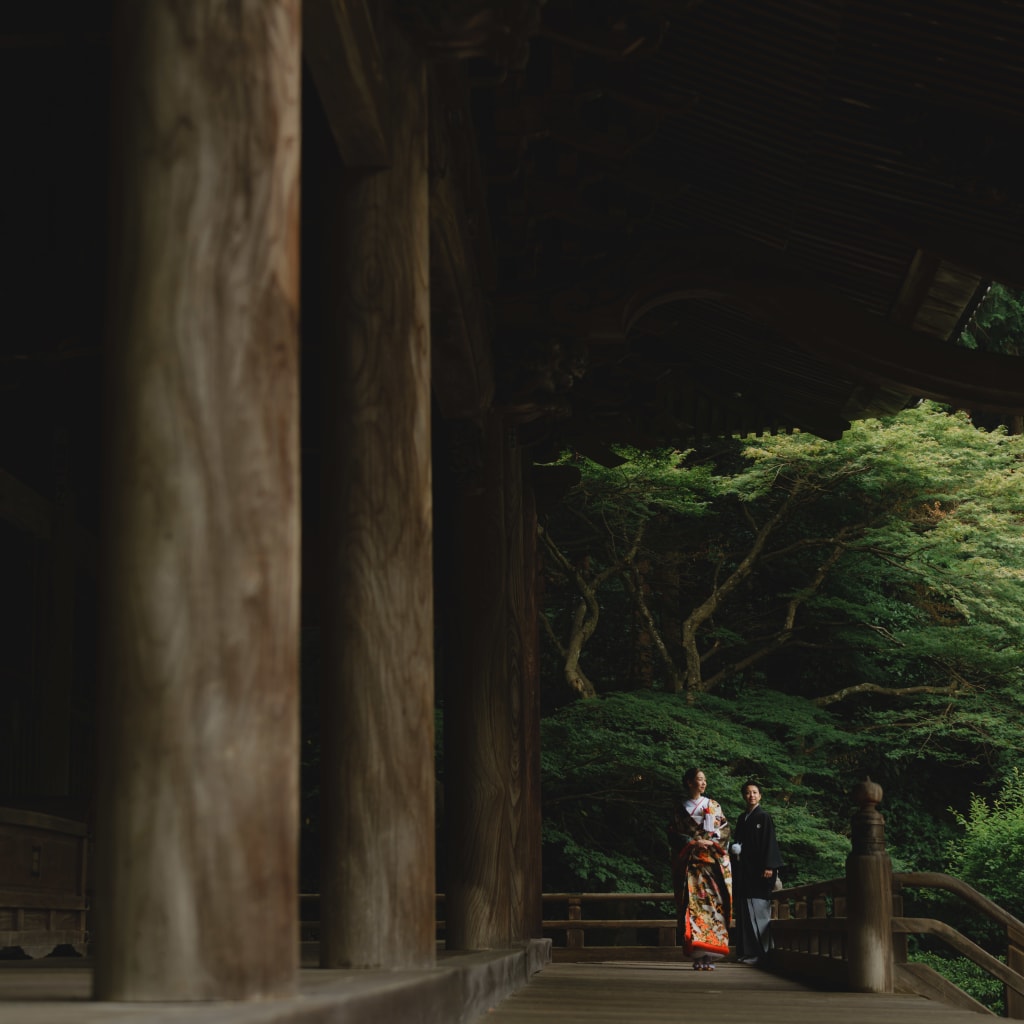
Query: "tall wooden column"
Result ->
[[95, 0, 301, 1001], [445, 416, 536, 949], [317, 6, 436, 970]]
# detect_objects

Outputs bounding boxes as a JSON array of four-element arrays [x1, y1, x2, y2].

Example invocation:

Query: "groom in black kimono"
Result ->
[[731, 779, 784, 964]]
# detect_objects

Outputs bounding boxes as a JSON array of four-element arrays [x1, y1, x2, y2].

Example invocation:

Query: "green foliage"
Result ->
[[946, 768, 1024, 932], [540, 691, 852, 891], [537, 402, 1024, 898], [960, 282, 1024, 356], [886, 771, 1024, 1015], [543, 403, 1024, 707], [908, 950, 1005, 1016]]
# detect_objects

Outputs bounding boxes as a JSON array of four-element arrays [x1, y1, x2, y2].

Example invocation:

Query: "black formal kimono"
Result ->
[[732, 803, 783, 961]]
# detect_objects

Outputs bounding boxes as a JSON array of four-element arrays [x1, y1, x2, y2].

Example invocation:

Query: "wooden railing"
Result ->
[[895, 872, 1024, 1018], [768, 871, 1024, 1017], [770, 877, 849, 985], [303, 865, 1024, 1015], [541, 892, 679, 961], [299, 782, 1024, 1016], [300, 892, 680, 959]]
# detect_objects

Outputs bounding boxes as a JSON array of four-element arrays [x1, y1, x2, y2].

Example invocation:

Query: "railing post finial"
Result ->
[[851, 777, 886, 856]]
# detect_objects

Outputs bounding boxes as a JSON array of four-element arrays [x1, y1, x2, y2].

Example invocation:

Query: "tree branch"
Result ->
[[702, 536, 847, 691], [680, 482, 805, 695], [539, 524, 599, 698], [814, 681, 962, 707], [620, 563, 685, 691]]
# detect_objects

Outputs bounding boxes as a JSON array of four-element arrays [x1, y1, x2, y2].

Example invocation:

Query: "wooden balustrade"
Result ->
[[767, 871, 1024, 1017], [540, 893, 679, 961], [300, 892, 680, 961], [895, 871, 1024, 1018], [769, 879, 849, 986]]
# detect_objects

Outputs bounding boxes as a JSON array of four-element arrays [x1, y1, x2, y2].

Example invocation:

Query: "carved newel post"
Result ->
[[846, 778, 894, 993]]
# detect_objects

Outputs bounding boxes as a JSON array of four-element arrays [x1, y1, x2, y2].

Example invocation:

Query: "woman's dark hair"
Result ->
[[684, 767, 705, 787]]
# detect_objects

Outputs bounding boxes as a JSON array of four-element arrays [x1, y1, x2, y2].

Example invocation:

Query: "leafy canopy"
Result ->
[[537, 402, 1024, 896]]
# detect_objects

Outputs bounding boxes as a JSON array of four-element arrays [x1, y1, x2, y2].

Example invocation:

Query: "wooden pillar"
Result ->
[[94, 0, 301, 1001], [317, 5, 435, 970], [845, 778, 894, 993], [515, 459, 544, 939], [445, 415, 532, 949], [504, 436, 542, 942]]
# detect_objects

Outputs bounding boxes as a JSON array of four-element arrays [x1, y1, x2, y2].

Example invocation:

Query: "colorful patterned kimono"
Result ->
[[668, 796, 733, 961]]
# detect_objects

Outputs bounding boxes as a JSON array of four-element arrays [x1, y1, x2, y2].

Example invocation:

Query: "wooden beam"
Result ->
[[741, 282, 1024, 414], [887, 218, 1024, 291], [578, 253, 1024, 414], [889, 250, 944, 328], [303, 0, 390, 168]]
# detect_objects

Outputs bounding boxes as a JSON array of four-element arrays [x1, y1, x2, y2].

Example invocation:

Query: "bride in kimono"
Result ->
[[667, 767, 733, 970]]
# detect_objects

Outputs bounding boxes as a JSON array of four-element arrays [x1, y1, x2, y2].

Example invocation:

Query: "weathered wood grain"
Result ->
[[316, 3, 435, 970], [95, 0, 301, 1001]]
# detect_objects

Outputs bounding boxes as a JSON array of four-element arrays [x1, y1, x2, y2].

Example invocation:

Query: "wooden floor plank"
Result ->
[[0, 955, 996, 1023], [474, 962, 994, 1024]]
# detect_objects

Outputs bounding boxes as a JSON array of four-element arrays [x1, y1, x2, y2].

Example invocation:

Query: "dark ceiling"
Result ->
[[431, 0, 1024, 462]]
